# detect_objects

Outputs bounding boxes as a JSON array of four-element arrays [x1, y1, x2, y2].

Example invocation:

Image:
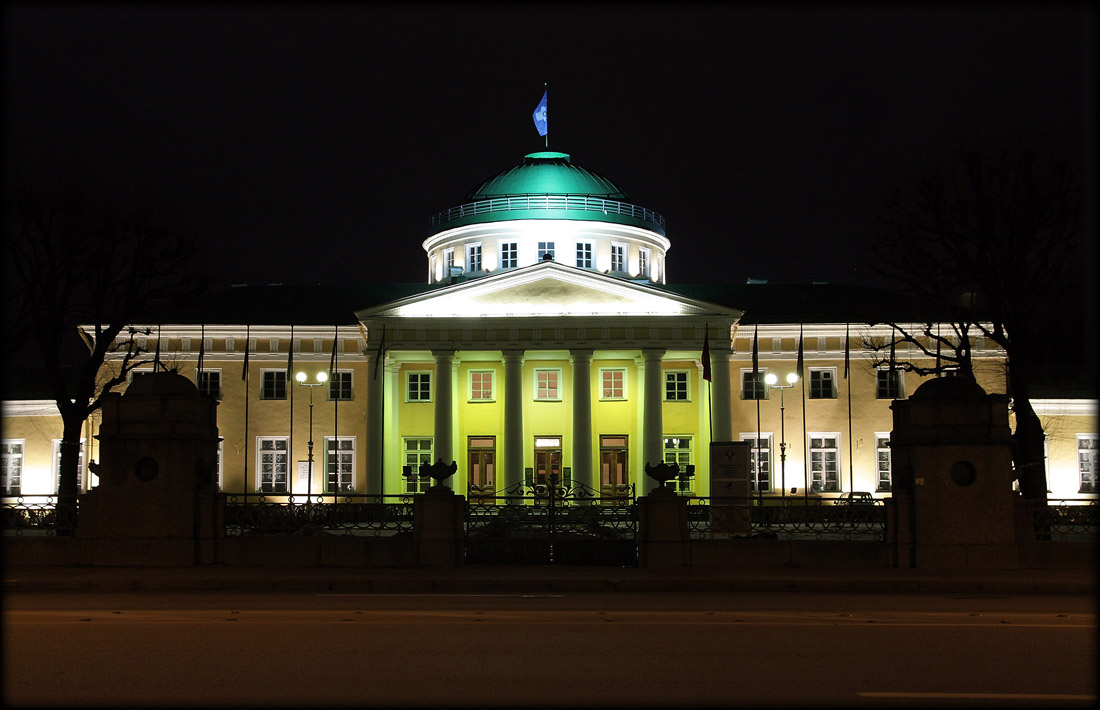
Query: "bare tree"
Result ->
[[6, 176, 206, 533], [867, 146, 1083, 501]]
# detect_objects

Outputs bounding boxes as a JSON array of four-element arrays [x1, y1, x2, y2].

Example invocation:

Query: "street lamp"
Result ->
[[295, 370, 328, 502], [764, 372, 799, 499]]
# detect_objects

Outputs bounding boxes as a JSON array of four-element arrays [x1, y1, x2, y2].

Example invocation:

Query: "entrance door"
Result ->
[[600, 435, 629, 498], [533, 436, 562, 502], [468, 436, 495, 497]]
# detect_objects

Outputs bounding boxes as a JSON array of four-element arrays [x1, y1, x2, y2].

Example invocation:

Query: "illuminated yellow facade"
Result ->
[[2, 152, 1096, 502]]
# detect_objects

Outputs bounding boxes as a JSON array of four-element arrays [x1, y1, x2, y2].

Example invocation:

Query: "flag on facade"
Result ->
[[197, 324, 205, 375], [154, 324, 162, 371], [329, 326, 338, 380], [751, 324, 759, 389], [532, 90, 548, 137], [843, 323, 850, 379], [889, 326, 897, 372], [286, 325, 294, 383], [372, 324, 386, 380], [702, 324, 711, 382], [241, 324, 249, 380], [796, 324, 804, 380]]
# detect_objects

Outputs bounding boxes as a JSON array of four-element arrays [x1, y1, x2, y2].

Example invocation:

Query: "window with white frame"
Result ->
[[466, 243, 482, 272], [469, 370, 494, 401], [328, 371, 352, 401], [639, 248, 651, 278], [600, 368, 626, 400], [197, 369, 221, 399], [261, 370, 287, 400], [576, 241, 594, 269], [257, 437, 288, 493], [403, 437, 433, 494], [664, 371, 689, 401], [2, 441, 24, 495], [809, 434, 841, 492], [443, 247, 455, 273], [537, 241, 555, 261], [809, 368, 836, 399], [741, 434, 772, 492], [876, 434, 892, 491], [129, 368, 154, 385], [741, 369, 768, 400], [53, 439, 86, 493], [407, 372, 431, 402], [324, 437, 355, 493], [876, 369, 904, 399], [534, 368, 561, 401], [663, 436, 694, 494], [1079, 435, 1098, 494], [610, 243, 626, 272], [500, 242, 517, 269]]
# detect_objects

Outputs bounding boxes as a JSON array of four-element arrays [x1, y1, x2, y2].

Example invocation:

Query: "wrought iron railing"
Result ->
[[223, 493, 415, 537], [429, 194, 666, 230], [1025, 498, 1098, 542], [687, 497, 887, 541], [0, 496, 75, 536]]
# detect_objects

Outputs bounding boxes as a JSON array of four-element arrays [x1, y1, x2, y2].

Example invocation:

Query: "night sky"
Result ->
[[3, 4, 1091, 290]]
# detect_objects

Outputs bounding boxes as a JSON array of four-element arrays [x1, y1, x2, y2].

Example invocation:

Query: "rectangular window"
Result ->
[[324, 437, 355, 493], [639, 248, 651, 278], [1079, 435, 1098, 494], [129, 368, 154, 384], [664, 371, 689, 401], [537, 241, 555, 261], [576, 242, 594, 269], [403, 437, 433, 494], [810, 434, 841, 492], [257, 437, 289, 493], [328, 371, 352, 401], [600, 368, 626, 400], [261, 370, 287, 400], [741, 370, 768, 400], [407, 372, 432, 402], [663, 436, 694, 495], [876, 434, 892, 491], [741, 434, 772, 492], [809, 368, 836, 399], [469, 370, 494, 401], [500, 242, 518, 269], [1, 441, 24, 495], [52, 439, 86, 493], [466, 243, 482, 273], [876, 369, 904, 399], [444, 248, 455, 274], [610, 243, 626, 272], [197, 370, 221, 399], [534, 368, 561, 401]]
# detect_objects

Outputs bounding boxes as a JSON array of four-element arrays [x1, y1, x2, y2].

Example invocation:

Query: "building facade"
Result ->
[[3, 152, 1096, 503]]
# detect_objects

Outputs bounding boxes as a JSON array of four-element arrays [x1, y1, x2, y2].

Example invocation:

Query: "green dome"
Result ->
[[464, 152, 631, 201], [429, 151, 665, 235]]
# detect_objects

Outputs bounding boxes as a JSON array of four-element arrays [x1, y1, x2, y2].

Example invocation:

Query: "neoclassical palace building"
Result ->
[[2, 151, 1096, 503]]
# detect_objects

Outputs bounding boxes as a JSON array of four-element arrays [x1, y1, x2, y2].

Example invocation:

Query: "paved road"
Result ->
[[4, 589, 1095, 707]]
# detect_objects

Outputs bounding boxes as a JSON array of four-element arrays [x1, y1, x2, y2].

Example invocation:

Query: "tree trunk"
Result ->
[[1012, 400, 1048, 501], [54, 416, 84, 536]]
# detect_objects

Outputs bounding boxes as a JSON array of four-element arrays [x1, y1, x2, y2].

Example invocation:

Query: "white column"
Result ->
[[502, 350, 525, 490], [570, 349, 594, 490], [641, 347, 666, 495], [365, 350, 384, 496], [433, 350, 454, 466], [710, 344, 733, 443]]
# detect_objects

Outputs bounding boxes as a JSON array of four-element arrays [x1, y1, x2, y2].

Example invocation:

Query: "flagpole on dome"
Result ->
[[533, 83, 548, 148]]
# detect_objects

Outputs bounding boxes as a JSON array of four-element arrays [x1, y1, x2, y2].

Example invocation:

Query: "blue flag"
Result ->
[[532, 91, 548, 137]]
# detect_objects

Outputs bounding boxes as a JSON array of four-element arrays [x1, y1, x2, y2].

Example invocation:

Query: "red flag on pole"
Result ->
[[702, 324, 711, 382]]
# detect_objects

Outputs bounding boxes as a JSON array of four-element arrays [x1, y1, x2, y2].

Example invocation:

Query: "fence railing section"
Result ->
[[687, 497, 887, 541], [0, 496, 75, 536], [1026, 499, 1098, 542], [429, 194, 666, 230], [223, 494, 415, 537]]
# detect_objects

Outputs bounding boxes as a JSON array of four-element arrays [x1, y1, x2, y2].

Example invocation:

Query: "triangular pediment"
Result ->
[[356, 261, 741, 319]]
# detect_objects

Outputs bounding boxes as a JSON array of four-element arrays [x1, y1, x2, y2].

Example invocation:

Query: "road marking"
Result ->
[[859, 692, 1096, 701], [316, 593, 565, 598]]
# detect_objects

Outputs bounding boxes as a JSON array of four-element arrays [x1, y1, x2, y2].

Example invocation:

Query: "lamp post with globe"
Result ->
[[295, 370, 328, 502], [764, 371, 799, 498]]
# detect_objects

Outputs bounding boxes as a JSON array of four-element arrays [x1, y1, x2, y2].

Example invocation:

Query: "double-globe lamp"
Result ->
[[295, 370, 328, 501], [764, 372, 799, 497]]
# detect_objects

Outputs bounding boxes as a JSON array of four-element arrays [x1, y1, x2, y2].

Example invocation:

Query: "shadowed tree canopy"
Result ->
[[5, 174, 209, 532], [866, 145, 1084, 501]]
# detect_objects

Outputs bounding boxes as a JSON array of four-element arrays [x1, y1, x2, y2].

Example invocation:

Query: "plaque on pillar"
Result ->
[[709, 441, 751, 534]]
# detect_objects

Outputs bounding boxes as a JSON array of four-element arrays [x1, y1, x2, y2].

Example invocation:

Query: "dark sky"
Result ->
[[3, 3, 1092, 289]]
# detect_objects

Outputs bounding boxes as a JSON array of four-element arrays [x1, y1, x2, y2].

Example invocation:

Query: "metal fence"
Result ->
[[687, 497, 887, 541], [1026, 499, 1098, 542], [0, 496, 74, 536], [223, 494, 416, 536]]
